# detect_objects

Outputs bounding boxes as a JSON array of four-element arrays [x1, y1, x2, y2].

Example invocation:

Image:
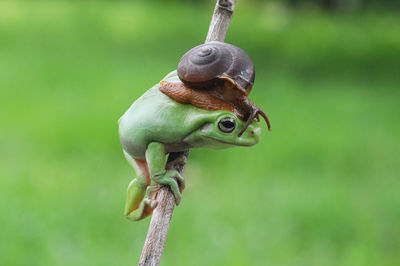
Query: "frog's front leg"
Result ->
[[146, 142, 185, 205], [123, 150, 158, 221]]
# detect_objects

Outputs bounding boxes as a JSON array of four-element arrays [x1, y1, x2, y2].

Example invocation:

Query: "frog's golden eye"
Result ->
[[218, 117, 236, 133]]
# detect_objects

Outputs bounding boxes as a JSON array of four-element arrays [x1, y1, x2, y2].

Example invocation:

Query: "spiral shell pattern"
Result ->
[[177, 41, 255, 95]]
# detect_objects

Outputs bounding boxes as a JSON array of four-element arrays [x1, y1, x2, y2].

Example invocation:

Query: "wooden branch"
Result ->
[[206, 0, 236, 43], [138, 1, 236, 265], [139, 151, 188, 266]]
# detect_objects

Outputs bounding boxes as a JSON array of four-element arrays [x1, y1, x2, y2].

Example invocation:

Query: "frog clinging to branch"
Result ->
[[119, 42, 270, 221]]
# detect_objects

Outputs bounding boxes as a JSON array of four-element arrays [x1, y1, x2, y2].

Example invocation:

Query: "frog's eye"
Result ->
[[218, 117, 236, 133]]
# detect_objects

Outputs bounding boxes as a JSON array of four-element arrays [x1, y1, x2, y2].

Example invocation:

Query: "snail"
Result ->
[[159, 41, 270, 136]]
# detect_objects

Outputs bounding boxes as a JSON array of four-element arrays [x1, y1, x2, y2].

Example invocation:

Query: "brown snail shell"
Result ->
[[161, 41, 271, 136], [177, 41, 255, 96]]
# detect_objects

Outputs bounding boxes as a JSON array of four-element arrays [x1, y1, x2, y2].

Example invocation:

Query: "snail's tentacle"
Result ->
[[238, 106, 271, 137], [238, 111, 256, 137], [257, 108, 271, 132]]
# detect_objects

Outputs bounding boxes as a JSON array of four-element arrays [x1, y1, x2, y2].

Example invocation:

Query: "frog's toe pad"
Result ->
[[144, 198, 158, 209], [149, 199, 158, 209]]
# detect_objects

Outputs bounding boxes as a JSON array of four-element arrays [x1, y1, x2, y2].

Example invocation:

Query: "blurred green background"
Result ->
[[1, 0, 399, 265]]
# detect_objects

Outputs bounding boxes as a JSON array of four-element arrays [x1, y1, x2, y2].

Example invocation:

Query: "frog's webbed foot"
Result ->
[[146, 184, 161, 197], [124, 176, 162, 221], [126, 184, 161, 221], [146, 198, 158, 209], [125, 197, 158, 222], [152, 169, 185, 205]]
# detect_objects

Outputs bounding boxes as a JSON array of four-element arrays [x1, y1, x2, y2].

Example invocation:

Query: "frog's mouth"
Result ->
[[204, 136, 255, 147]]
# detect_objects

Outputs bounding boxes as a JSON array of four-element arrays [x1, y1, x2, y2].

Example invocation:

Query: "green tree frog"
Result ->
[[119, 71, 262, 221]]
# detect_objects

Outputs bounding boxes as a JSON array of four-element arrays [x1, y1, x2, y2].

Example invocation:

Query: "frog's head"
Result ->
[[184, 111, 261, 149]]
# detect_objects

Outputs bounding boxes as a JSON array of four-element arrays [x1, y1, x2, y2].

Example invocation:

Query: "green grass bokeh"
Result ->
[[1, 1, 399, 265]]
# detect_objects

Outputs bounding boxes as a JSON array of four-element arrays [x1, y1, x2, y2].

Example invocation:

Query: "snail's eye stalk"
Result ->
[[258, 108, 271, 132], [237, 107, 271, 137]]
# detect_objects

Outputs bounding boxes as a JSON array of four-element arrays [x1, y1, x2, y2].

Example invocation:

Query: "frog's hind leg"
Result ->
[[123, 150, 158, 221]]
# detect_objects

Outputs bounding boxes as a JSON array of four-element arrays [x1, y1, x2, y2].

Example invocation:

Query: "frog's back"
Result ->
[[119, 80, 199, 159]]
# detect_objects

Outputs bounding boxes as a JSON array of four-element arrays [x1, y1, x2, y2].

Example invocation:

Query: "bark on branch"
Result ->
[[138, 151, 188, 266], [206, 0, 236, 43]]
